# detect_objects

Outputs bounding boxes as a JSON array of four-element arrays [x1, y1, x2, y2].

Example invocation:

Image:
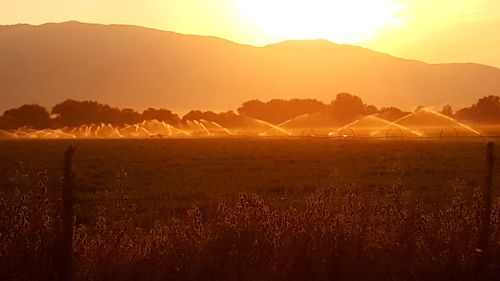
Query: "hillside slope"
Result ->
[[1, 21, 500, 112]]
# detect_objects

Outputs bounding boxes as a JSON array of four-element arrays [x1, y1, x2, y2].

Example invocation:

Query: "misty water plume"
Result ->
[[0, 110, 485, 139]]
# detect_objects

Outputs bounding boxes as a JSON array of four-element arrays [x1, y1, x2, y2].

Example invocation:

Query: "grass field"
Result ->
[[1, 138, 498, 200], [1, 138, 500, 280], [1, 138, 500, 223]]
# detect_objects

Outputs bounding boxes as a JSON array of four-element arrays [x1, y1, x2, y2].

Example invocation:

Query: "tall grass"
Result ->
[[0, 169, 60, 281], [1, 174, 499, 281]]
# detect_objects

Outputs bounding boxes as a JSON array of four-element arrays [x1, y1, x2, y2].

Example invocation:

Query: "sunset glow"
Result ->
[[233, 0, 405, 44], [3, 2, 500, 279]]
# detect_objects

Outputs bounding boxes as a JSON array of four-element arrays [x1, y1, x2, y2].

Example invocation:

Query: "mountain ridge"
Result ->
[[1, 21, 499, 113]]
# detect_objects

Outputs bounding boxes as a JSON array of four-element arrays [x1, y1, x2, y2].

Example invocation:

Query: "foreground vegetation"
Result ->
[[2, 179, 500, 281]]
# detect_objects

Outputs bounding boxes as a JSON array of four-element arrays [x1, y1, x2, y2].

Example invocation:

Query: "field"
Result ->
[[1, 138, 500, 280], [2, 138, 499, 206]]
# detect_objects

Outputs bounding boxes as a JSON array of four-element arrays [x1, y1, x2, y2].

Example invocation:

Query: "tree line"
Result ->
[[1, 94, 500, 130], [0, 100, 181, 130]]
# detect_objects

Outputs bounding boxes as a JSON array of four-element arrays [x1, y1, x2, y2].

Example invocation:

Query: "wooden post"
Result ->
[[477, 142, 494, 279], [59, 145, 76, 281]]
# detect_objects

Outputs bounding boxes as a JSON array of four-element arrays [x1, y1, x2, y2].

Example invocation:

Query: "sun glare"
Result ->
[[233, 0, 405, 44]]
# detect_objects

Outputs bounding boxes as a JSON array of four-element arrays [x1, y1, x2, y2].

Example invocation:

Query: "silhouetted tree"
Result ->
[[377, 107, 410, 122], [52, 100, 114, 126], [215, 111, 245, 128], [182, 110, 245, 128], [440, 105, 454, 117], [182, 110, 216, 123], [331, 93, 378, 122], [120, 109, 142, 125], [52, 100, 144, 126], [0, 104, 51, 129], [365, 105, 379, 115], [476, 96, 500, 121], [238, 99, 329, 124], [455, 95, 500, 123], [143, 108, 181, 126]]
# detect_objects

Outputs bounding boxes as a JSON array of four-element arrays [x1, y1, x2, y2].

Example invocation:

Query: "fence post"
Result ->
[[59, 145, 76, 281], [477, 141, 495, 279]]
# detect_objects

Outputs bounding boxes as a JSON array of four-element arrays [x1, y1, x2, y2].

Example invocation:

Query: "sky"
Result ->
[[0, 0, 499, 68]]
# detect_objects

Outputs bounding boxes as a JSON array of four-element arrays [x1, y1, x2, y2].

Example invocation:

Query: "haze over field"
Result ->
[[1, 21, 500, 113]]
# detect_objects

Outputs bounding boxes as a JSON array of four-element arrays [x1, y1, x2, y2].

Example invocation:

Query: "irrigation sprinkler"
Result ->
[[385, 127, 404, 139], [338, 128, 356, 139]]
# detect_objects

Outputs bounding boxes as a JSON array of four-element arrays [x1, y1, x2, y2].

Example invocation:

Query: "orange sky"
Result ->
[[1, 0, 499, 68]]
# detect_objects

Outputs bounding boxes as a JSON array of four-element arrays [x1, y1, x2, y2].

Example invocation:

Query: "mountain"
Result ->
[[1, 21, 500, 113]]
